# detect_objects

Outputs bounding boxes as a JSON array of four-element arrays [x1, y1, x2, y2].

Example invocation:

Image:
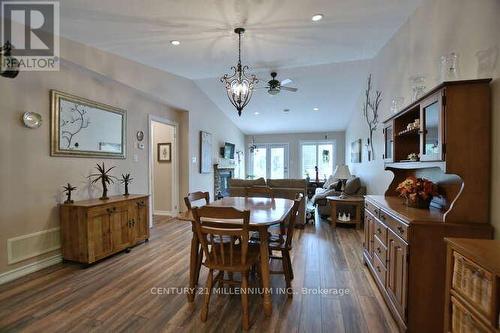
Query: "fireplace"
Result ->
[[214, 164, 233, 198]]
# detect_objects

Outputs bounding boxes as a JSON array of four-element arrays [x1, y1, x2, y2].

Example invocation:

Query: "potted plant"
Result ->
[[396, 176, 438, 209]]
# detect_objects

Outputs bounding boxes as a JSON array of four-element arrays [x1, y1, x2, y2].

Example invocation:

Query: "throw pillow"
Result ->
[[344, 177, 361, 195]]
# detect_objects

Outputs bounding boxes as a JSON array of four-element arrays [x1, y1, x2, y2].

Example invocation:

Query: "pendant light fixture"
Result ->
[[220, 28, 258, 116]]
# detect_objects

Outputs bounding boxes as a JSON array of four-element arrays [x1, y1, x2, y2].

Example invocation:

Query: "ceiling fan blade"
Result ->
[[281, 86, 298, 92], [280, 79, 293, 86], [255, 86, 270, 90]]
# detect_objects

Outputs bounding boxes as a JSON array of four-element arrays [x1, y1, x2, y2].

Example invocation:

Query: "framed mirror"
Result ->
[[50, 90, 127, 158]]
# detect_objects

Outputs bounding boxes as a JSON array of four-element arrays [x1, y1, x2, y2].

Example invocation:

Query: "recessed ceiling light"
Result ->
[[313, 107, 320, 111], [170, 40, 180, 46], [254, 111, 260, 115], [312, 14, 324, 22]]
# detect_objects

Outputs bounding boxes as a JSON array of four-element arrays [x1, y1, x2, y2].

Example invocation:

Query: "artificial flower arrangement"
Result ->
[[396, 176, 438, 209]]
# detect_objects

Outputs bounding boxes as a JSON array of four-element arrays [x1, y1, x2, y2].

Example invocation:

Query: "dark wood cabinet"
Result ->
[[60, 195, 150, 264]]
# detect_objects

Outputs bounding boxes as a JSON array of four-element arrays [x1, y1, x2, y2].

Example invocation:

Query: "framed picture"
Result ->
[[50, 90, 126, 158], [200, 131, 213, 173], [351, 139, 362, 163], [157, 143, 171, 162]]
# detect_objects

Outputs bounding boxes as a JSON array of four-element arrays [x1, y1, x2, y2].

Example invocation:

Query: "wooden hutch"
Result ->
[[363, 79, 494, 332]]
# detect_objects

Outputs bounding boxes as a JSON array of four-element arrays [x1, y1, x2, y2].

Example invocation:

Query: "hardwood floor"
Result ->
[[0, 214, 398, 333]]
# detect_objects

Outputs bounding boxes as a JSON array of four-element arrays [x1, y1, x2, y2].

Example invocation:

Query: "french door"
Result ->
[[251, 144, 289, 179]]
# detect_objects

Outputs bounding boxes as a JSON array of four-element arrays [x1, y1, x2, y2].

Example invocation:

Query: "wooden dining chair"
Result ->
[[267, 193, 303, 297], [184, 191, 210, 210], [191, 206, 260, 330], [245, 186, 274, 199]]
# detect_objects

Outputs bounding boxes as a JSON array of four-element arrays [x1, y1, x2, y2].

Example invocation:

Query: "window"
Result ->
[[300, 141, 335, 180], [250, 144, 289, 179]]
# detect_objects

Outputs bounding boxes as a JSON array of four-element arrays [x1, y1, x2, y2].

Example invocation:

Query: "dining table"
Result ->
[[177, 196, 294, 316]]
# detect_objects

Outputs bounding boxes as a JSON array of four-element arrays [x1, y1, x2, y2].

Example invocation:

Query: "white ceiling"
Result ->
[[196, 60, 371, 134], [58, 0, 423, 133]]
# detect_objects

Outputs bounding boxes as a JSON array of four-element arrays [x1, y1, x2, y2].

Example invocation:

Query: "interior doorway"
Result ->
[[148, 115, 179, 227]]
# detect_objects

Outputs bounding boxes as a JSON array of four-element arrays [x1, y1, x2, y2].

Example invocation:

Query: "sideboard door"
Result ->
[[364, 212, 374, 259], [130, 199, 149, 243], [387, 230, 408, 319], [110, 205, 132, 252], [88, 209, 113, 262]]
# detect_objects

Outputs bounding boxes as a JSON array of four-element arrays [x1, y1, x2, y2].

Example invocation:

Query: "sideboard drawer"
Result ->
[[451, 296, 491, 333], [379, 209, 408, 241], [452, 252, 494, 319], [373, 218, 388, 245], [373, 252, 387, 286], [374, 235, 387, 265], [365, 200, 379, 218]]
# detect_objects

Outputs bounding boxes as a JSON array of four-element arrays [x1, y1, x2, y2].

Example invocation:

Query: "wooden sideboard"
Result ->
[[363, 196, 493, 332], [444, 238, 500, 333], [60, 194, 149, 264]]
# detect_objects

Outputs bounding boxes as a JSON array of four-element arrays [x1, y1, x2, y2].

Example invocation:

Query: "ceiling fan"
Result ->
[[260, 72, 298, 95]]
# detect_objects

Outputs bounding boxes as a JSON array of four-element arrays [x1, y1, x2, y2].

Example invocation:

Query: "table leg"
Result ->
[[258, 226, 272, 316], [188, 228, 200, 303], [330, 202, 337, 228]]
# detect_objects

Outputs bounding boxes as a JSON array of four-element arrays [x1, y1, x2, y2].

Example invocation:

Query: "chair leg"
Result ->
[[286, 251, 294, 280], [201, 269, 214, 322], [282, 250, 292, 298], [241, 271, 250, 330], [196, 247, 203, 283]]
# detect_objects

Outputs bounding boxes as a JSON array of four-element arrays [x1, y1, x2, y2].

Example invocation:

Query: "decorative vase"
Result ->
[[405, 197, 431, 209], [440, 52, 459, 81]]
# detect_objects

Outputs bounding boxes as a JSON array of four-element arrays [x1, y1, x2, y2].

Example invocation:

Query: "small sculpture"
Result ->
[[120, 173, 133, 196], [88, 163, 117, 200], [63, 183, 77, 204]]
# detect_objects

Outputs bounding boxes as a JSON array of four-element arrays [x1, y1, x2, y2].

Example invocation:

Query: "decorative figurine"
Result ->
[[120, 173, 133, 196], [88, 163, 117, 200], [63, 183, 76, 204]]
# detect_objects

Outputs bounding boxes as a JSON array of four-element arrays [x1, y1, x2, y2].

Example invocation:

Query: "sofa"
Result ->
[[311, 176, 366, 217], [228, 178, 307, 227]]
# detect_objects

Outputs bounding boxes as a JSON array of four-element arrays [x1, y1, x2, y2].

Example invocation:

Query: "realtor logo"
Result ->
[[1, 1, 59, 71]]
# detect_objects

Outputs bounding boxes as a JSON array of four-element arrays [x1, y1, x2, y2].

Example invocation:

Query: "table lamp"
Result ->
[[333, 165, 351, 198]]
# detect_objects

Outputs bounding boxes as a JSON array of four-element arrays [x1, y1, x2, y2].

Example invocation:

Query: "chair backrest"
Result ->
[[191, 206, 251, 268], [285, 193, 304, 249], [184, 191, 210, 210], [245, 186, 274, 199]]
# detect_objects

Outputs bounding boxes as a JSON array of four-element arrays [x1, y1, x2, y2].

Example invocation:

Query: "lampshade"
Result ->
[[333, 165, 351, 180]]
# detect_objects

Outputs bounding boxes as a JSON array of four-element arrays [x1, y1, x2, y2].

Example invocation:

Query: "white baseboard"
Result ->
[[0, 254, 62, 285], [154, 210, 174, 216]]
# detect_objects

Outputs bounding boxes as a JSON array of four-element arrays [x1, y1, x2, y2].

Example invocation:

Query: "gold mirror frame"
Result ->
[[50, 90, 127, 159]]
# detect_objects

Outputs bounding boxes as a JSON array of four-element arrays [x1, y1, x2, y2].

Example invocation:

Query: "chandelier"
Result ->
[[220, 28, 258, 116]]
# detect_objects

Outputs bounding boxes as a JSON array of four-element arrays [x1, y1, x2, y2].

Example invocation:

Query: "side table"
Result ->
[[326, 195, 365, 229]]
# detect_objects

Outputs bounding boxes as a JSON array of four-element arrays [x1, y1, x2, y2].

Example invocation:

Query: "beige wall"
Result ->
[[344, 0, 500, 236], [246, 131, 345, 179], [152, 122, 175, 213], [0, 32, 244, 276]]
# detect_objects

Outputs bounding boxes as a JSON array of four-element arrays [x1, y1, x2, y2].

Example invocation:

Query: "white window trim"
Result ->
[[299, 140, 337, 179]]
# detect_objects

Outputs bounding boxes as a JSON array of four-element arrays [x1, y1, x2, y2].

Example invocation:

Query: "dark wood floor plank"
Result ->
[[0, 214, 397, 333]]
